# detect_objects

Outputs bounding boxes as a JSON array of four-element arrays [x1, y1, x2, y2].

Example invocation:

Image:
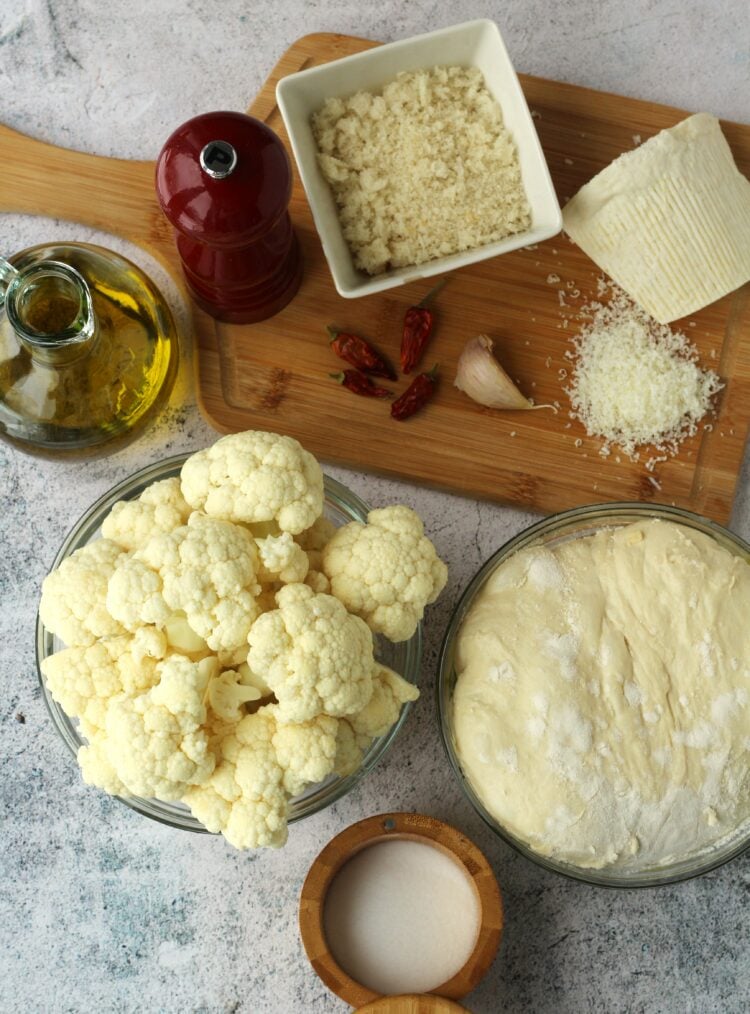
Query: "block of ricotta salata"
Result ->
[[563, 113, 750, 323]]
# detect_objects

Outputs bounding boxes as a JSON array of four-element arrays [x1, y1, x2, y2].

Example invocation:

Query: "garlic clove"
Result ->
[[454, 334, 533, 409]]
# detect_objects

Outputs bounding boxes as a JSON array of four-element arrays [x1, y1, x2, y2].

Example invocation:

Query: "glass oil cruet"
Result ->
[[0, 242, 178, 455]]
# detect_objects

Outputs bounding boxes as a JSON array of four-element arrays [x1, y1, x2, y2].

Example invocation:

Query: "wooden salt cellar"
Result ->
[[356, 995, 470, 1013], [299, 812, 503, 1008]]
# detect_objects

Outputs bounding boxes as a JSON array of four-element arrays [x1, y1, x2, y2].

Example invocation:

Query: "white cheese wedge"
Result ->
[[563, 114, 750, 323]]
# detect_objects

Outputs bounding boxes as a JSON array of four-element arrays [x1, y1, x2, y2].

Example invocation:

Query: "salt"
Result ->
[[323, 840, 480, 996]]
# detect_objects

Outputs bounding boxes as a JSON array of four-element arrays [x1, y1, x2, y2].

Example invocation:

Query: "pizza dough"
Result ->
[[563, 114, 750, 323], [452, 519, 750, 869]]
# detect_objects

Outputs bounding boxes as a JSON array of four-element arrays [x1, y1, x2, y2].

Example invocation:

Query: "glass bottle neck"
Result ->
[[0, 258, 97, 365]]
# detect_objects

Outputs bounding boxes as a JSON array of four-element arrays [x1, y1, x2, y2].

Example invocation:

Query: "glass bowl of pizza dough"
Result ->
[[438, 502, 750, 887]]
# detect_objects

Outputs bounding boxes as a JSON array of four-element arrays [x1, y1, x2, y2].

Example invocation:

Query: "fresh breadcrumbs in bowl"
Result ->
[[311, 66, 532, 275]]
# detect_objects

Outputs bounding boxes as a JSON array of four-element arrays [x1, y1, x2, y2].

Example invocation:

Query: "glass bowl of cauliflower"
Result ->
[[37, 432, 448, 849]]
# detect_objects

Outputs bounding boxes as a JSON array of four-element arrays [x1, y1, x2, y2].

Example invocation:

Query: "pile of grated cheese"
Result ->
[[565, 284, 723, 460]]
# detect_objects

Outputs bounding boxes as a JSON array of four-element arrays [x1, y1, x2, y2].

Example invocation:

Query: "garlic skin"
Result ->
[[454, 335, 533, 409]]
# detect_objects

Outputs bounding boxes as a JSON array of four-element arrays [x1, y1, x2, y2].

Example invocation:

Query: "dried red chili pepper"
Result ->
[[327, 326, 396, 380], [400, 278, 448, 375], [391, 365, 439, 420], [331, 370, 392, 399]]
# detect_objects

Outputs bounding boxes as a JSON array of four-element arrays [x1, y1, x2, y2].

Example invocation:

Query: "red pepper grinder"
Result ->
[[155, 111, 302, 324]]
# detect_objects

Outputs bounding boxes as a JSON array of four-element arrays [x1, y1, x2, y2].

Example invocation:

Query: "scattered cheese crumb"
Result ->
[[565, 283, 723, 459], [312, 66, 531, 275], [547, 273, 560, 284]]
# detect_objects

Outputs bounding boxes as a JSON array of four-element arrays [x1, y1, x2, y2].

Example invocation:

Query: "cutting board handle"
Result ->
[[0, 122, 174, 264]]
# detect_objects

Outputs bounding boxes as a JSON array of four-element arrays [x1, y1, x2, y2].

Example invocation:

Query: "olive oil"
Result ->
[[0, 242, 178, 454], [22, 280, 80, 334]]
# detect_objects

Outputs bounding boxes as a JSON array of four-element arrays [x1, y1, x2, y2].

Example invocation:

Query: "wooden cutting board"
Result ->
[[1, 32, 749, 523]]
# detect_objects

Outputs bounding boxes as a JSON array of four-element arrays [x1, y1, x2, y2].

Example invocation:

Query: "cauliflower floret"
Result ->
[[322, 505, 448, 641], [130, 626, 168, 665], [295, 516, 336, 553], [347, 664, 419, 742], [235, 660, 273, 699], [184, 708, 288, 849], [272, 713, 339, 796], [207, 668, 262, 723], [78, 735, 129, 796], [255, 532, 309, 585], [332, 667, 418, 777], [101, 478, 191, 552], [129, 514, 263, 655], [106, 556, 172, 631], [180, 430, 324, 534], [163, 612, 211, 656], [217, 644, 249, 669], [296, 516, 336, 593], [304, 569, 331, 594], [40, 539, 126, 647], [101, 655, 218, 800], [332, 720, 364, 778], [40, 635, 159, 734], [247, 583, 375, 723]]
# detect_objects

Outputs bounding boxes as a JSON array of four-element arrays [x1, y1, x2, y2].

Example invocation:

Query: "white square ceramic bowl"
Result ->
[[276, 19, 562, 299]]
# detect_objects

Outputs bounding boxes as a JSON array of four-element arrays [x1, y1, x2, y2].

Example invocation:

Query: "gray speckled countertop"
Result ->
[[1, 2, 749, 1012]]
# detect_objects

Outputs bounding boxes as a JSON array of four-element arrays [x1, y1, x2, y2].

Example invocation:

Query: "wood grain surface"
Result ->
[[298, 812, 503, 1008], [1, 31, 748, 523]]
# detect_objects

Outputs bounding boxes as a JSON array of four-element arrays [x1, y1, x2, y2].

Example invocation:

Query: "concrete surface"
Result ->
[[1, 2, 748, 1012]]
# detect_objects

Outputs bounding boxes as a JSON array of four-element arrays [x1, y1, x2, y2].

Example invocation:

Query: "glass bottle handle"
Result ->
[[0, 257, 20, 312]]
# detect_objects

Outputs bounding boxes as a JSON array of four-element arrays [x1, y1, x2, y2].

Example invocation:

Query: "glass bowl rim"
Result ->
[[437, 500, 750, 888], [37, 451, 423, 835]]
